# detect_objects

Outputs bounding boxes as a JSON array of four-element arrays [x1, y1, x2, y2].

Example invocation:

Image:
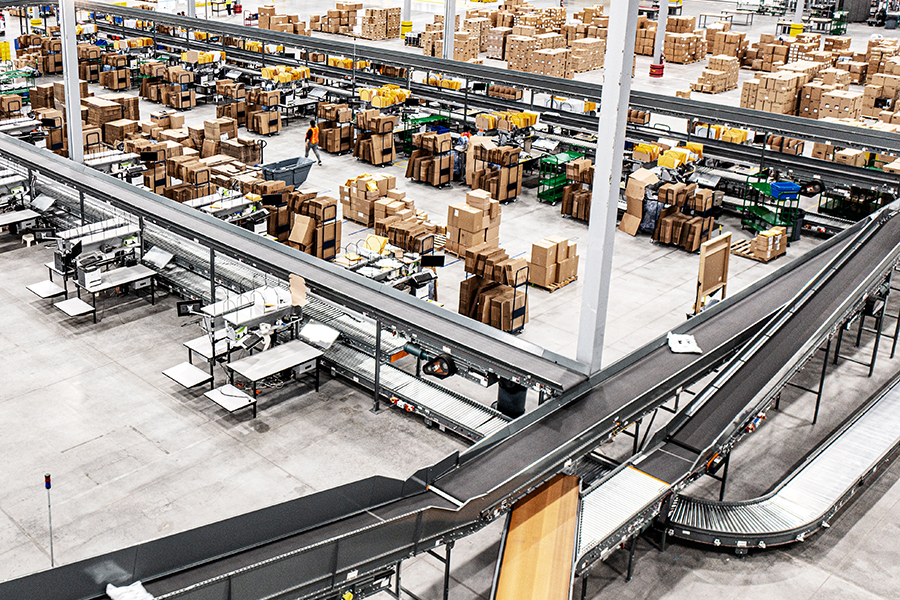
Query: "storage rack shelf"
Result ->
[[538, 151, 583, 205], [741, 175, 801, 241]]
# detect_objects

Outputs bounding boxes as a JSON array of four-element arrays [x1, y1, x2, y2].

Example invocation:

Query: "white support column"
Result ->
[[793, 0, 804, 22], [653, 0, 669, 65], [576, 0, 641, 374], [442, 0, 455, 60], [59, 0, 84, 163], [402, 0, 411, 23], [187, 0, 195, 18]]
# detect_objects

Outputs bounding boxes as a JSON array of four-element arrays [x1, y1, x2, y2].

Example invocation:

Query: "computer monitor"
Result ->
[[421, 254, 445, 268], [176, 299, 203, 317], [262, 193, 285, 206], [140, 151, 162, 163]]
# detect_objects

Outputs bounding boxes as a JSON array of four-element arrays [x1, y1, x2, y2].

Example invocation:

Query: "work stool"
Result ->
[[21, 233, 34, 247]]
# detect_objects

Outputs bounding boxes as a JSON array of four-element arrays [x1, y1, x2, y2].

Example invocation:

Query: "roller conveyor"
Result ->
[[667, 372, 900, 548], [573, 209, 900, 573], [323, 343, 510, 441], [4, 130, 900, 600], [577, 466, 670, 561]]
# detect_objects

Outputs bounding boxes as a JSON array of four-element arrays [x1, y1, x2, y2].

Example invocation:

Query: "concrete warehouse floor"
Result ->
[[0, 2, 899, 599]]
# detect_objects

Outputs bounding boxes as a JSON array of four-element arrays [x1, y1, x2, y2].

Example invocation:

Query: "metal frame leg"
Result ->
[[813, 339, 830, 424], [718, 454, 730, 501], [625, 535, 638, 582], [371, 318, 382, 414], [580, 575, 589, 600]]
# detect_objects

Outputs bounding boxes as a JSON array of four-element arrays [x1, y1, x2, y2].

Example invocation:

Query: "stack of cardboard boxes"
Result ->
[[664, 33, 705, 64], [40, 37, 63, 75], [215, 80, 248, 126], [744, 227, 787, 262], [820, 89, 864, 120], [470, 145, 523, 202], [458, 275, 528, 332], [454, 31, 480, 62], [340, 173, 397, 226], [316, 103, 354, 153], [569, 38, 605, 72], [463, 17, 492, 52], [286, 194, 342, 260], [309, 2, 361, 35], [0, 95, 22, 119], [458, 244, 528, 332], [528, 236, 578, 289], [445, 190, 501, 256], [354, 109, 396, 165], [530, 48, 573, 78], [862, 74, 900, 121], [652, 187, 717, 253], [373, 192, 442, 254], [634, 16, 657, 56], [505, 35, 539, 72], [360, 8, 389, 40], [486, 27, 513, 59], [257, 5, 310, 35], [76, 44, 101, 82], [740, 71, 808, 115], [709, 31, 747, 57], [407, 131, 453, 187], [561, 158, 593, 222], [691, 56, 739, 94]]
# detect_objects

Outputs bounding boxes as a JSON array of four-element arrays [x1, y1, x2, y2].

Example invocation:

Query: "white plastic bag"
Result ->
[[106, 581, 154, 600], [667, 332, 703, 354]]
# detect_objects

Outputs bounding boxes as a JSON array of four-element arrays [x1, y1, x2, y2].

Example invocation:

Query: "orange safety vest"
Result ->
[[309, 125, 319, 145]]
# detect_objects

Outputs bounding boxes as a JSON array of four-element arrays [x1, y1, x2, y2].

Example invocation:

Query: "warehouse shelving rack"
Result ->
[[741, 173, 801, 241], [538, 151, 583, 205]]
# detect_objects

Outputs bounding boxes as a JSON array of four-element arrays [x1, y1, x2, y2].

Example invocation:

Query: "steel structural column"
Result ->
[[576, 0, 640, 374], [442, 0, 455, 60], [187, 0, 195, 19], [653, 0, 668, 65], [59, 0, 84, 163], [401, 0, 411, 25], [794, 0, 804, 22]]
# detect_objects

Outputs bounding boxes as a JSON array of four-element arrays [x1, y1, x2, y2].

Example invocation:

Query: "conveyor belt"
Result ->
[[2, 209, 872, 600], [323, 344, 510, 440], [573, 210, 900, 572], [668, 372, 900, 548]]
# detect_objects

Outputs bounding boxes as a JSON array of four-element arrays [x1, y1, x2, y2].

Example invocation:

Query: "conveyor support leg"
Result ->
[[625, 535, 638, 582], [372, 318, 383, 414]]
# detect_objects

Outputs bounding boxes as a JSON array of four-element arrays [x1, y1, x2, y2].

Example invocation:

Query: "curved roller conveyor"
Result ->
[[667, 372, 900, 549]]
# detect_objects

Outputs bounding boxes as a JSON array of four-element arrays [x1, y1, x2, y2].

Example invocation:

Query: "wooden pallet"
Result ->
[[732, 238, 787, 263], [532, 275, 578, 292]]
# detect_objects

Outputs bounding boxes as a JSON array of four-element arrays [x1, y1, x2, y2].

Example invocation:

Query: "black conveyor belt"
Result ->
[[638, 212, 900, 484], [1, 212, 871, 600]]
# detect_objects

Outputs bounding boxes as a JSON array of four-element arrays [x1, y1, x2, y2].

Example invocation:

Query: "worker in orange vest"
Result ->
[[305, 119, 322, 166]]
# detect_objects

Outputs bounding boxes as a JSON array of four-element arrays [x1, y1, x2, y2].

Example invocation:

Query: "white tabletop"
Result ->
[[0, 209, 39, 227], [184, 333, 231, 361], [83, 264, 155, 293], [163, 362, 213, 388], [227, 339, 322, 383], [205, 384, 255, 412], [54, 297, 95, 317], [27, 280, 65, 299]]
